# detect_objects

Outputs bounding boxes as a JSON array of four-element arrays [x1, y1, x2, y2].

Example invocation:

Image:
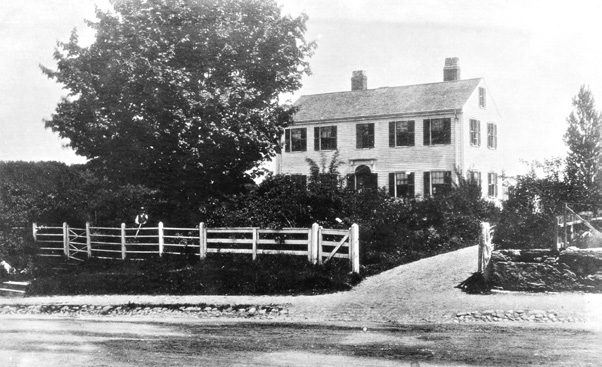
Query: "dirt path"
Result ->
[[2, 246, 602, 326]]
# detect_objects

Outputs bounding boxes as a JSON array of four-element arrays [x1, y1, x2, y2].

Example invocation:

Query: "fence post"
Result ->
[[86, 222, 92, 258], [158, 222, 164, 257], [478, 226, 484, 273], [563, 203, 568, 248], [199, 222, 207, 259], [350, 223, 360, 274], [479, 222, 493, 281], [310, 223, 319, 264], [307, 228, 312, 262], [32, 223, 37, 242], [317, 225, 323, 265], [120, 223, 126, 260], [63, 222, 69, 258], [251, 228, 258, 261]]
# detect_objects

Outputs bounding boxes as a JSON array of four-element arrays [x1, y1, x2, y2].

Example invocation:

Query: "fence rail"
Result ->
[[33, 222, 360, 273], [556, 204, 602, 250]]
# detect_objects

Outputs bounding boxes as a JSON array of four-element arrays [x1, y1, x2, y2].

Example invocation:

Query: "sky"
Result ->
[[1, 0, 602, 175]]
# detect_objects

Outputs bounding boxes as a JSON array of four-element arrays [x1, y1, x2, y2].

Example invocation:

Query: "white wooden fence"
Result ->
[[556, 204, 602, 250], [32, 222, 360, 273]]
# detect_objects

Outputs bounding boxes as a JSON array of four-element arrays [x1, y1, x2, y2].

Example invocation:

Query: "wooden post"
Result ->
[[85, 222, 92, 258], [317, 226, 323, 265], [63, 222, 69, 257], [478, 224, 484, 272], [555, 215, 561, 251], [310, 223, 319, 264], [307, 228, 312, 262], [199, 222, 207, 259], [120, 223, 126, 260], [252, 228, 258, 260], [350, 223, 360, 274], [158, 222, 164, 257], [32, 223, 37, 242], [562, 203, 569, 248]]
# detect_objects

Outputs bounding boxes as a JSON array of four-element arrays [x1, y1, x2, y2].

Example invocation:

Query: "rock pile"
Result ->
[[454, 309, 583, 323], [487, 249, 602, 292], [0, 303, 289, 319]]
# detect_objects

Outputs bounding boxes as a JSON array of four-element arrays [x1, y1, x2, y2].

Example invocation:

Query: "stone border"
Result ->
[[454, 309, 584, 323], [0, 303, 289, 319]]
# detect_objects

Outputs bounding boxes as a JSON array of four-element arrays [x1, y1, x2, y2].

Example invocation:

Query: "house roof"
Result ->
[[293, 78, 482, 122]]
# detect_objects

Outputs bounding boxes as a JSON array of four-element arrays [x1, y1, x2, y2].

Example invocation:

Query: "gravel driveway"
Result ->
[[2, 246, 601, 326]]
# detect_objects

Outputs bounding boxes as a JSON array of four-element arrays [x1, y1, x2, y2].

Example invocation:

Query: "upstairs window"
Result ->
[[423, 118, 451, 145], [389, 121, 415, 147], [424, 171, 452, 196], [488, 172, 498, 197], [487, 123, 497, 149], [479, 87, 486, 108], [470, 119, 481, 146], [314, 126, 337, 151], [389, 172, 415, 198], [284, 128, 307, 152], [356, 123, 374, 149]]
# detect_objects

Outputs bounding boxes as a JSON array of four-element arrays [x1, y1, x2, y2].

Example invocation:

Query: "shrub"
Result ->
[[207, 172, 499, 276]]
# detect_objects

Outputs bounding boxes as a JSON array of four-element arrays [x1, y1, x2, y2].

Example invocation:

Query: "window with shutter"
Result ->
[[390, 121, 414, 147], [470, 119, 481, 147], [479, 87, 486, 108], [468, 170, 481, 187], [315, 126, 337, 151], [285, 129, 291, 152], [391, 172, 414, 198], [285, 128, 306, 152], [488, 172, 498, 197], [426, 171, 452, 196], [487, 123, 497, 149], [356, 123, 374, 149], [424, 118, 451, 145]]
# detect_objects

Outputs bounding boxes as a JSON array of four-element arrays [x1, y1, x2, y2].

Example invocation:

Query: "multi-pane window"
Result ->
[[423, 171, 452, 196], [314, 126, 337, 151], [423, 118, 451, 145], [488, 172, 498, 197], [284, 128, 307, 152], [487, 123, 497, 149], [356, 123, 374, 149], [289, 174, 307, 188], [389, 172, 415, 198], [389, 121, 415, 147], [479, 87, 486, 108], [470, 119, 481, 146], [467, 170, 481, 187]]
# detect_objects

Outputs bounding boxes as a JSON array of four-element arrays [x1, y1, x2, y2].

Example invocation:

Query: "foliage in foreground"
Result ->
[[208, 172, 500, 276], [27, 255, 358, 296]]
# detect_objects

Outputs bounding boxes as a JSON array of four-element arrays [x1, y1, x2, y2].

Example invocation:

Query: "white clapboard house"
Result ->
[[277, 58, 503, 199]]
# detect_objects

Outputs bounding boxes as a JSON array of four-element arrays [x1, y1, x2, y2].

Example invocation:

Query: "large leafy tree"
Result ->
[[564, 85, 601, 209], [41, 0, 314, 221]]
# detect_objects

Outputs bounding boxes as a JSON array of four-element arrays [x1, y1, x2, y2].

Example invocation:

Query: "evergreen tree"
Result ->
[[564, 85, 601, 209]]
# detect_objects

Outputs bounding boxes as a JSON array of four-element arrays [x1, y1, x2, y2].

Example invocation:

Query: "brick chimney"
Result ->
[[443, 57, 461, 81], [351, 70, 367, 91]]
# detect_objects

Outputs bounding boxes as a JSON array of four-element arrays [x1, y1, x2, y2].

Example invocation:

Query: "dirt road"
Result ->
[[3, 246, 601, 326], [0, 317, 600, 366]]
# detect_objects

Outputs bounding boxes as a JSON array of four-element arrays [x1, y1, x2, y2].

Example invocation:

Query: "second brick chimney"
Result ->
[[351, 70, 367, 91], [443, 57, 461, 81]]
